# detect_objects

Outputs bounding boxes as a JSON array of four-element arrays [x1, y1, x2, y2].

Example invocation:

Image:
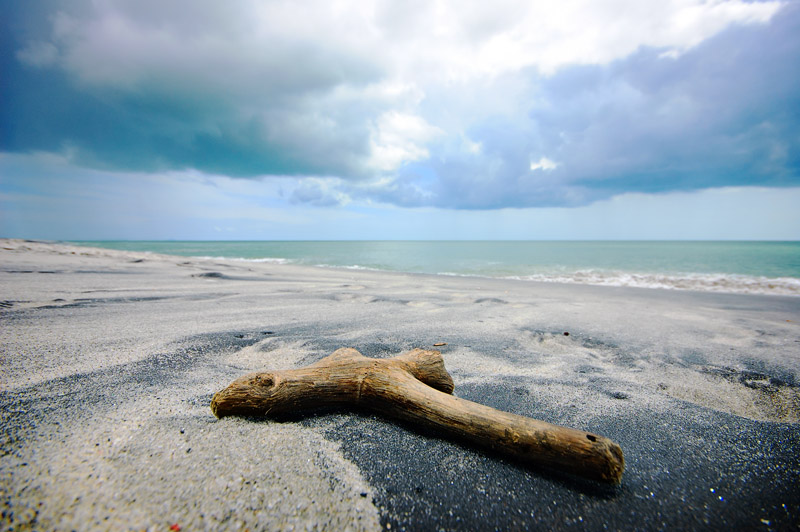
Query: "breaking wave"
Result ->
[[199, 256, 292, 264], [196, 254, 799, 296], [505, 270, 800, 296]]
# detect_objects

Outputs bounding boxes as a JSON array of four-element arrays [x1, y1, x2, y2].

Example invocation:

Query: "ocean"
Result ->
[[72, 241, 800, 296]]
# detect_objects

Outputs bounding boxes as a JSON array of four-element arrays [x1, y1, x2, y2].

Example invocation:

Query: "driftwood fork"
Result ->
[[211, 348, 625, 484]]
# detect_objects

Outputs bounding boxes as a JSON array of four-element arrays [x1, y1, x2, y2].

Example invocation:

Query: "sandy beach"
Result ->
[[1, 239, 798, 530]]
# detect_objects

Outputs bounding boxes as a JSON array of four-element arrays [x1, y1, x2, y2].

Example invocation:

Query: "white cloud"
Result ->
[[530, 157, 559, 171], [464, 137, 483, 154], [47, 0, 382, 98], [368, 111, 443, 172], [38, 1, 784, 89], [371, 0, 785, 79]]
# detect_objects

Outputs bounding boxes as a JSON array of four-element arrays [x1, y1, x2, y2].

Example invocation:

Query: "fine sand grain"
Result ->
[[1, 239, 798, 530]]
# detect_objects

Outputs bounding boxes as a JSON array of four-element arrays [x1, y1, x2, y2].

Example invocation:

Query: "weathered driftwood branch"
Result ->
[[211, 348, 624, 483]]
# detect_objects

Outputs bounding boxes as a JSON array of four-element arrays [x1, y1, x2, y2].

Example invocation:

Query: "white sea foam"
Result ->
[[340, 264, 375, 270], [330, 264, 386, 272], [506, 270, 800, 296], [198, 255, 292, 264], [196, 254, 799, 296]]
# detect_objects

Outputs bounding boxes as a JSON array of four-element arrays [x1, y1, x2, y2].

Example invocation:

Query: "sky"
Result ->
[[1, 0, 799, 240]]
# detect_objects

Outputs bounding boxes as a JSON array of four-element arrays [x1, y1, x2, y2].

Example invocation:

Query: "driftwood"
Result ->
[[211, 348, 624, 484]]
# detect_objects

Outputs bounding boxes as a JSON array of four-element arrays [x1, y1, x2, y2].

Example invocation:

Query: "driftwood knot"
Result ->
[[212, 347, 624, 484]]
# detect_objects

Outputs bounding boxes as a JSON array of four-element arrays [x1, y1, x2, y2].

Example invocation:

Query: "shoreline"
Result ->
[[62, 239, 800, 298], [1, 239, 799, 529]]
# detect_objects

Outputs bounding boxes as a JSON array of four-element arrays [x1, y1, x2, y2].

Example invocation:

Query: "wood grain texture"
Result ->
[[211, 348, 624, 484]]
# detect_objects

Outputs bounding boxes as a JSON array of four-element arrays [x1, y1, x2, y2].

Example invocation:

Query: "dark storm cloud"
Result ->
[[541, 6, 800, 194], [2, 0, 384, 177]]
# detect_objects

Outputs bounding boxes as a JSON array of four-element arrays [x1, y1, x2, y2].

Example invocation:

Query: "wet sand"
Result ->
[[1, 239, 798, 530]]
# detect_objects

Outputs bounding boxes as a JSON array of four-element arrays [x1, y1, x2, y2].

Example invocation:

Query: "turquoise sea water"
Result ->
[[72, 241, 800, 296]]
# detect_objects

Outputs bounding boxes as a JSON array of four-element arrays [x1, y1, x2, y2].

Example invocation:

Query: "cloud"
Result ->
[[3, 152, 799, 240], [289, 178, 350, 207], [530, 157, 559, 171], [15, 41, 59, 67], [1, 0, 797, 210], [368, 111, 443, 171], [4, 0, 390, 178], [380, 3, 800, 208], [367, 0, 783, 79]]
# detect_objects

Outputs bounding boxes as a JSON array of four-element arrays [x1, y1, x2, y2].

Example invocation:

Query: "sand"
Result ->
[[1, 239, 798, 530]]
